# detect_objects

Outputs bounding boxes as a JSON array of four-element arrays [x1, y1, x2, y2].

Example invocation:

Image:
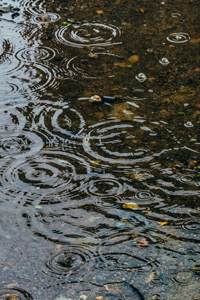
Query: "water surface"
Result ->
[[0, 0, 199, 299]]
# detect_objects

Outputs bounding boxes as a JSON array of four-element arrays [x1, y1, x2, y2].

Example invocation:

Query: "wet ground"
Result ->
[[0, 0, 200, 299]]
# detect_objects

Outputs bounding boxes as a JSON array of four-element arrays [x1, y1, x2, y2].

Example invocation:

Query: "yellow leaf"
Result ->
[[128, 55, 139, 63], [96, 10, 103, 14], [157, 221, 168, 226], [135, 8, 146, 13], [120, 218, 127, 222], [190, 38, 200, 44], [122, 203, 138, 210], [131, 234, 139, 238], [96, 297, 103, 300], [114, 62, 132, 68], [91, 160, 100, 166]]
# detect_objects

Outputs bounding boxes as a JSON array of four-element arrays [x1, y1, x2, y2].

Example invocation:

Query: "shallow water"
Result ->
[[0, 0, 199, 299]]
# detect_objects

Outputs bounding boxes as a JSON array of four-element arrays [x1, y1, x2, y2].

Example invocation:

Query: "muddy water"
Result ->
[[0, 0, 199, 299]]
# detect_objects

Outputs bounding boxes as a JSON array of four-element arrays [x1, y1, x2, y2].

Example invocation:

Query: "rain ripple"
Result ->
[[22, 0, 46, 15], [0, 287, 33, 299], [181, 220, 200, 233], [0, 38, 13, 61], [12, 62, 58, 94], [0, 106, 27, 131], [82, 119, 174, 166], [22, 205, 96, 243], [0, 131, 43, 158], [88, 176, 124, 197], [16, 46, 56, 62], [167, 32, 190, 43], [55, 52, 120, 80], [98, 231, 157, 271], [42, 244, 96, 279], [28, 101, 86, 141], [62, 281, 144, 300], [32, 13, 60, 23], [0, 150, 90, 204], [171, 269, 197, 286], [54, 22, 121, 48]]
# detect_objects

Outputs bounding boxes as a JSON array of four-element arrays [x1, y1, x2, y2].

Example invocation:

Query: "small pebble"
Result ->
[[89, 95, 102, 103]]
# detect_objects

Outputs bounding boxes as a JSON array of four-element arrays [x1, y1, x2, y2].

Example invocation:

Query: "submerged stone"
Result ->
[[88, 95, 102, 103]]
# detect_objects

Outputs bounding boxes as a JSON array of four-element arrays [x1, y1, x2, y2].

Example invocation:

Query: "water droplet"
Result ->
[[135, 73, 147, 82], [167, 32, 190, 43], [159, 57, 170, 66], [172, 13, 181, 17], [184, 121, 194, 127]]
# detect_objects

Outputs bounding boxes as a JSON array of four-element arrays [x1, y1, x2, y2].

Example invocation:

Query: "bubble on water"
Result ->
[[184, 121, 194, 127], [126, 88, 146, 100], [167, 32, 190, 43], [54, 22, 121, 48], [135, 73, 147, 82], [159, 57, 170, 66], [172, 13, 181, 17]]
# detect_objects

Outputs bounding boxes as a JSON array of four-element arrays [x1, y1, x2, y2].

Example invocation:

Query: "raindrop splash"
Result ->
[[54, 22, 121, 48], [135, 73, 147, 82], [167, 32, 190, 43]]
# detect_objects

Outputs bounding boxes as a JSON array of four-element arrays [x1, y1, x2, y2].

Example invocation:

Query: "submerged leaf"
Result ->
[[60, 21, 72, 25], [122, 203, 138, 210], [158, 221, 168, 226], [137, 237, 148, 247]]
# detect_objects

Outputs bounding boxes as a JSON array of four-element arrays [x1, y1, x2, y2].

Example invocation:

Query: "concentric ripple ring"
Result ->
[[54, 22, 121, 48], [0, 287, 33, 299]]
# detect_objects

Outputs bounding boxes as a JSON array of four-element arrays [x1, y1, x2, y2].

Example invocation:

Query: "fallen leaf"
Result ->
[[135, 8, 146, 13], [158, 221, 168, 226], [114, 62, 132, 68], [128, 55, 139, 63], [190, 38, 200, 44], [120, 218, 127, 222], [122, 202, 139, 210], [131, 234, 139, 238], [137, 237, 148, 247], [88, 53, 99, 58], [178, 111, 186, 115], [96, 296, 103, 299]]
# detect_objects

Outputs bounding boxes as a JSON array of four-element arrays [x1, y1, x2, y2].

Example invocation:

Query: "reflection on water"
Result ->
[[0, 0, 199, 298]]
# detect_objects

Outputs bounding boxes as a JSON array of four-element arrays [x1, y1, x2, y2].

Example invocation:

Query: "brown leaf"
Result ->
[[136, 237, 148, 247]]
